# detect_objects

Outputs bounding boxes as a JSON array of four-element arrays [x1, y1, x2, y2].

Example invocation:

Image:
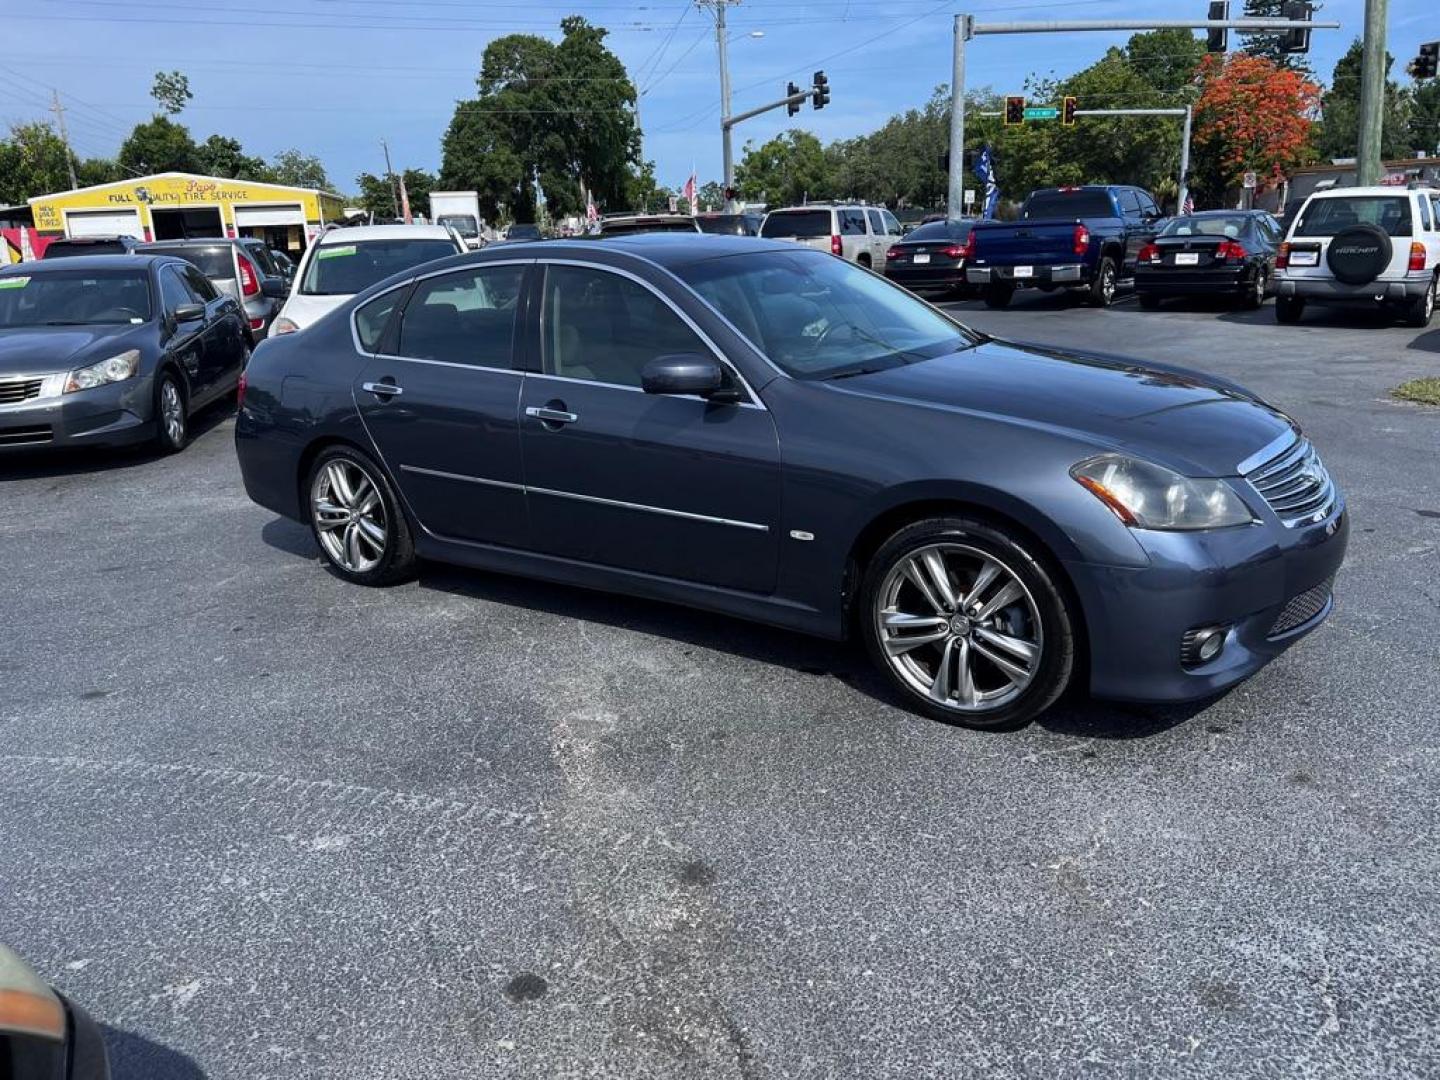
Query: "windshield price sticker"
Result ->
[[317, 245, 357, 260], [0, 276, 31, 290]]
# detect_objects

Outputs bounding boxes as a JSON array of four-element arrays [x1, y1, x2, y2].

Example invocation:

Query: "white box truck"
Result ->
[[429, 191, 484, 249]]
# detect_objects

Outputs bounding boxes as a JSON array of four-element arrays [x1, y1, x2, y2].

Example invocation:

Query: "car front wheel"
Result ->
[[860, 517, 1076, 729], [307, 447, 417, 585], [153, 372, 187, 453]]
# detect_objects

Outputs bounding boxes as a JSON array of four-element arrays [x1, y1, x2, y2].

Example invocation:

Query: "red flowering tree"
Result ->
[[1193, 53, 1321, 195]]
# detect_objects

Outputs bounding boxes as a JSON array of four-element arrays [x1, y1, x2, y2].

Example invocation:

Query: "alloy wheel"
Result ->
[[160, 379, 185, 446], [874, 543, 1043, 712], [311, 458, 388, 574], [1253, 269, 1267, 306]]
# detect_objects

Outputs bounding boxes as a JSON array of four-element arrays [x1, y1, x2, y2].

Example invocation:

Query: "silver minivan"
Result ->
[[759, 203, 903, 271], [136, 238, 289, 339]]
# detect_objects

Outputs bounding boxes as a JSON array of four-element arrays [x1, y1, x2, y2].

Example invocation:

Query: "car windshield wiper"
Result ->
[[822, 366, 891, 381], [40, 320, 94, 326]]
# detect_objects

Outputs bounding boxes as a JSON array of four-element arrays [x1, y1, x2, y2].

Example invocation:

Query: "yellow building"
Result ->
[[28, 172, 346, 256]]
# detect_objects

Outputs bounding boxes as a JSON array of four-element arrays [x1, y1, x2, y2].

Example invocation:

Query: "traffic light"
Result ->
[[786, 81, 801, 118], [1061, 96, 1078, 126], [812, 70, 830, 110], [1281, 1, 1313, 55], [1003, 95, 1025, 126], [1207, 1, 1228, 53], [1409, 41, 1439, 80]]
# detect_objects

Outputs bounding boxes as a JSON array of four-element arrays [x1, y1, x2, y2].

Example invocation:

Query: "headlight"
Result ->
[[272, 316, 300, 335], [63, 349, 140, 394], [1071, 454, 1253, 530]]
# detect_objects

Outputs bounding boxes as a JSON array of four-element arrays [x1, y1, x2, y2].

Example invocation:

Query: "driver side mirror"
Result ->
[[173, 303, 206, 323], [261, 277, 288, 300], [641, 353, 741, 403]]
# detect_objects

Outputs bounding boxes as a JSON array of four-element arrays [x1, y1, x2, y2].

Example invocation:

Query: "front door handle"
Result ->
[[362, 380, 403, 398], [525, 406, 578, 425]]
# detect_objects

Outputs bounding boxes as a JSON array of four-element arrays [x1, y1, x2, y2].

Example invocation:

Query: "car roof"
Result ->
[[319, 224, 456, 243], [491, 233, 798, 266], [1308, 186, 1429, 199], [48, 234, 134, 242], [0, 254, 175, 273], [138, 238, 246, 248]]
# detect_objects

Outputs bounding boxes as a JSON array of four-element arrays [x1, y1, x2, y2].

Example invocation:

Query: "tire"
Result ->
[[859, 516, 1076, 730], [983, 284, 1014, 309], [1242, 267, 1268, 310], [153, 371, 188, 453], [1086, 256, 1118, 307], [857, 254, 872, 270], [306, 446, 417, 586], [1138, 293, 1161, 310], [1404, 275, 1436, 329], [1275, 296, 1305, 324]]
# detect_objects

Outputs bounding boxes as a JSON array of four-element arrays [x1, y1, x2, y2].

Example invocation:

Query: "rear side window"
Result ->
[[397, 266, 524, 367], [761, 210, 831, 238], [840, 210, 867, 236], [866, 210, 883, 234], [1023, 191, 1117, 219], [1295, 196, 1413, 238], [882, 210, 902, 235], [1418, 197, 1433, 232], [1118, 190, 1142, 214], [354, 290, 403, 353]]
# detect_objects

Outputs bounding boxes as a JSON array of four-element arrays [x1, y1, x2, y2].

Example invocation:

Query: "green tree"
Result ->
[[269, 148, 330, 189], [399, 168, 437, 218], [697, 180, 723, 211], [735, 130, 834, 206], [354, 171, 397, 216], [1314, 39, 1411, 161], [75, 157, 120, 187], [1238, 0, 1318, 71], [1409, 78, 1440, 156], [0, 122, 77, 202], [118, 115, 198, 175], [195, 134, 270, 180], [151, 70, 193, 116]]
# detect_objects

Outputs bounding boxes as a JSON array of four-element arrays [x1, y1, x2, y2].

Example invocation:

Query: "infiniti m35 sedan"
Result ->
[[235, 235, 1347, 728]]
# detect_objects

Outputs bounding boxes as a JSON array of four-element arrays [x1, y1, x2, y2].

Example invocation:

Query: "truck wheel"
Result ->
[[1404, 275, 1436, 328], [983, 284, 1014, 309], [1276, 296, 1305, 325], [1086, 257, 1117, 307]]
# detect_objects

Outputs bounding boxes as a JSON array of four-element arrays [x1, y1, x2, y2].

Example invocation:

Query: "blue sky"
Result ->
[[0, 0, 1433, 196]]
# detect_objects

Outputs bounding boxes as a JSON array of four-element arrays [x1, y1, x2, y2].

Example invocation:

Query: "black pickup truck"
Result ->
[[963, 185, 1164, 308]]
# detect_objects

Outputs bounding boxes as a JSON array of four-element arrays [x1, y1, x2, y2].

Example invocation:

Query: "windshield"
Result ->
[[1159, 215, 1250, 239], [438, 214, 479, 238], [144, 245, 235, 279], [602, 219, 698, 236], [507, 224, 541, 239], [905, 220, 971, 243], [1023, 191, 1116, 219], [0, 270, 152, 327], [675, 249, 978, 379], [761, 210, 831, 239], [1295, 196, 1413, 238], [45, 240, 128, 258], [300, 238, 458, 296]]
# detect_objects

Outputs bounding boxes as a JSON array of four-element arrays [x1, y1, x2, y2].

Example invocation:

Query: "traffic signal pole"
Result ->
[[946, 13, 1340, 220]]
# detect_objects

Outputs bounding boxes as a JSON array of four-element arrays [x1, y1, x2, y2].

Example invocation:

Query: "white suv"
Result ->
[[1275, 185, 1440, 328], [759, 203, 903, 271]]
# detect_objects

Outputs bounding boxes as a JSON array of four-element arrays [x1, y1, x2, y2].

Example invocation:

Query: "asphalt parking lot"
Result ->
[[2, 290, 1438, 1079]]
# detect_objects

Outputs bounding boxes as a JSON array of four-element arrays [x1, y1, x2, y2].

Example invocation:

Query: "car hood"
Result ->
[[0, 324, 145, 377], [277, 291, 350, 332], [833, 338, 1294, 477]]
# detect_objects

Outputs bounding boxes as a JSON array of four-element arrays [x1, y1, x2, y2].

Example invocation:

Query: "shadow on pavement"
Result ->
[[103, 1026, 207, 1080], [1407, 328, 1440, 353], [261, 515, 320, 558]]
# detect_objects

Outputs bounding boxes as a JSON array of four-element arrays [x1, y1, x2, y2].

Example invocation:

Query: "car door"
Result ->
[[866, 209, 888, 269], [354, 261, 532, 549], [517, 260, 781, 594], [178, 263, 241, 395], [1117, 190, 1147, 272], [157, 264, 209, 398]]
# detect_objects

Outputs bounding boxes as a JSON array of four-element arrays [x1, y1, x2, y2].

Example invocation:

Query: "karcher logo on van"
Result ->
[[1332, 242, 1380, 258]]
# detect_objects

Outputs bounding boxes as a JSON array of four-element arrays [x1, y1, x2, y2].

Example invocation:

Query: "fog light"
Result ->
[[1181, 625, 1228, 668]]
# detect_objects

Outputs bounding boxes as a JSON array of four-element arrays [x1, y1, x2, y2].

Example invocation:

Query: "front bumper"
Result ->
[[0, 374, 154, 452], [1135, 266, 1253, 294], [1066, 500, 1349, 703], [966, 262, 1088, 288], [1277, 274, 1431, 303]]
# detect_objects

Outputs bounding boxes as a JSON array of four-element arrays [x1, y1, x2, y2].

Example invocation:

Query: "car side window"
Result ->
[[355, 289, 403, 353], [1140, 194, 1159, 218], [397, 266, 525, 367], [840, 210, 867, 236], [1418, 196, 1433, 233], [1118, 190, 1142, 215], [543, 264, 717, 390], [882, 210, 902, 236], [181, 265, 218, 301], [158, 266, 193, 315], [866, 209, 883, 235], [245, 244, 277, 276]]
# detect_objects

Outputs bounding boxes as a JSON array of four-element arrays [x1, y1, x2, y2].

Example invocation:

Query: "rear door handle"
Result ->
[[525, 406, 578, 425], [362, 381, 403, 398]]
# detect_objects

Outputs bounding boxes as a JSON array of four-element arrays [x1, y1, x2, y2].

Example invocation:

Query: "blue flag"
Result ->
[[972, 144, 1000, 219]]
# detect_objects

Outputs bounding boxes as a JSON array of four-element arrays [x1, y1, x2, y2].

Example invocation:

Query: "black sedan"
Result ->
[[882, 218, 975, 295], [236, 235, 1346, 730], [0, 255, 250, 453], [1136, 210, 1283, 309]]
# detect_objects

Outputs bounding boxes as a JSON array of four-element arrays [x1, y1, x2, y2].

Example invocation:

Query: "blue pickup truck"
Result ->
[[963, 185, 1163, 308]]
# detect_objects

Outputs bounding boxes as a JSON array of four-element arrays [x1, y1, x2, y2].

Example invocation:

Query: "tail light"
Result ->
[[1138, 243, 1161, 265], [237, 253, 260, 297], [830, 234, 842, 256], [957, 232, 977, 260], [1217, 239, 1248, 261], [886, 246, 903, 260], [248, 317, 265, 331], [236, 369, 247, 409], [1276, 242, 1290, 269], [941, 244, 967, 260], [1073, 224, 1091, 256], [1410, 242, 1427, 272]]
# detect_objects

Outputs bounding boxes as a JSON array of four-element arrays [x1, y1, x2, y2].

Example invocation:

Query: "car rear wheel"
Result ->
[[1086, 256, 1117, 307], [307, 447, 417, 586], [1276, 296, 1305, 324], [860, 517, 1075, 729], [1243, 267, 1268, 310], [153, 372, 187, 453], [1404, 275, 1436, 328], [983, 284, 1014, 309]]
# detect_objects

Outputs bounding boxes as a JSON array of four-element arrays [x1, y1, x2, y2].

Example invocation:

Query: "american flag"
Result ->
[[1181, 192, 1195, 215], [683, 170, 697, 215], [585, 197, 598, 224]]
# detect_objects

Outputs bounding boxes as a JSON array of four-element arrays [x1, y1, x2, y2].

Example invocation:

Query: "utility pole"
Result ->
[[381, 139, 399, 220], [1356, 0, 1388, 186], [49, 90, 79, 190], [1178, 104, 1193, 214], [700, 0, 738, 212]]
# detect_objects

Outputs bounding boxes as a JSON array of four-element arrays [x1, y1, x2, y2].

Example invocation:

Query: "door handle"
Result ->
[[362, 381, 403, 398], [525, 406, 578, 425]]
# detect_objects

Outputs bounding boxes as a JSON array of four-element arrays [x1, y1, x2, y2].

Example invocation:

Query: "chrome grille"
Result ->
[[0, 378, 44, 405], [1243, 436, 1337, 528], [0, 424, 52, 446], [1268, 575, 1335, 638]]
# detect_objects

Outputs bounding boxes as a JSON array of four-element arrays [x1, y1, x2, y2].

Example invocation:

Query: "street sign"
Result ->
[[964, 189, 976, 207], [1242, 170, 1257, 189], [1023, 106, 1059, 121]]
